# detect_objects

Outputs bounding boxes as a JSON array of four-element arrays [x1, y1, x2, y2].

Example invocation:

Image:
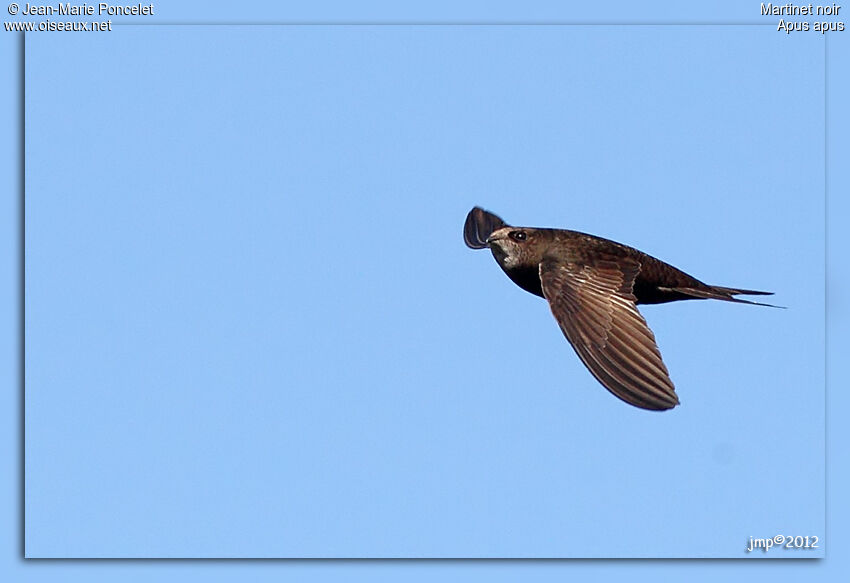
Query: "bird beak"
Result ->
[[486, 232, 505, 245]]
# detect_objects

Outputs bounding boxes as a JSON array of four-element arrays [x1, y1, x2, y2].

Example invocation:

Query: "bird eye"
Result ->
[[509, 231, 527, 242]]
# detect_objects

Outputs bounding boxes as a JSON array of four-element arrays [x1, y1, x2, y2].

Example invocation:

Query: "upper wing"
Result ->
[[539, 255, 679, 411]]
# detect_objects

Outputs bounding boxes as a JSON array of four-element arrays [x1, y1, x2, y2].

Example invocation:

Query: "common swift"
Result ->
[[463, 207, 777, 411]]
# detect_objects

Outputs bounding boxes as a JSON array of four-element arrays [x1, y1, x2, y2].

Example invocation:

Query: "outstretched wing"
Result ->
[[539, 255, 679, 411], [463, 207, 506, 249]]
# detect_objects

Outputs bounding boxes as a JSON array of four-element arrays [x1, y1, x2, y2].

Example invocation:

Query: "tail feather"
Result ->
[[709, 286, 774, 297], [659, 286, 784, 308]]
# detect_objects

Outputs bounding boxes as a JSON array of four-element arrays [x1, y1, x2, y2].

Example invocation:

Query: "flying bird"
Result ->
[[463, 207, 777, 411]]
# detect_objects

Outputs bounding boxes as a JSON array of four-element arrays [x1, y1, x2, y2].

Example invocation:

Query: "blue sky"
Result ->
[[3, 0, 849, 581]]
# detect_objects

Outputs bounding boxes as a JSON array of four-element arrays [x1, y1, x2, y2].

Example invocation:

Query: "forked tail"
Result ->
[[659, 285, 784, 308]]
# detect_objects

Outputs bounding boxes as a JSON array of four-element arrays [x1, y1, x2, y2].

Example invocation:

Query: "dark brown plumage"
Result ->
[[464, 207, 777, 411]]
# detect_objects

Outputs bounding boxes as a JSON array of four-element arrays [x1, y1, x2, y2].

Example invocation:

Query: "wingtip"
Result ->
[[464, 207, 507, 249], [625, 392, 680, 411]]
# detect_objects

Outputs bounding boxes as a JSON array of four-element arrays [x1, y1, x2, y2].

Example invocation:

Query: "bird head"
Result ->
[[486, 226, 543, 269]]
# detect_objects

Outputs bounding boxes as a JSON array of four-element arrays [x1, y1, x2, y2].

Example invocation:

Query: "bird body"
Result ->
[[463, 207, 776, 411]]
